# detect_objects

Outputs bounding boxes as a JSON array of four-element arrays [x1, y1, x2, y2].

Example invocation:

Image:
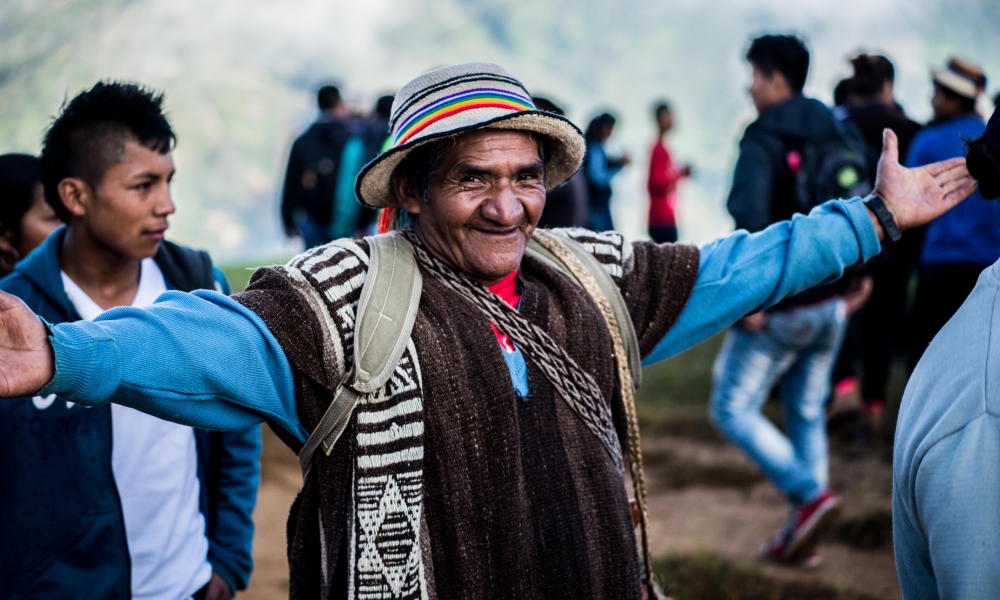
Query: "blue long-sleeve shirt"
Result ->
[[39, 198, 880, 443]]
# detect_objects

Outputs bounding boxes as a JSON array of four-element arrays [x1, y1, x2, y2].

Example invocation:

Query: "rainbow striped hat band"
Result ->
[[356, 62, 585, 209]]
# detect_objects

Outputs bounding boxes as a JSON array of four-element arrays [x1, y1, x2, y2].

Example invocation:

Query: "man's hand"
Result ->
[[872, 128, 978, 236], [0, 290, 54, 397]]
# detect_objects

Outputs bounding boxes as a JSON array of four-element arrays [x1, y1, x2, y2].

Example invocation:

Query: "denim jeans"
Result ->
[[709, 297, 848, 505]]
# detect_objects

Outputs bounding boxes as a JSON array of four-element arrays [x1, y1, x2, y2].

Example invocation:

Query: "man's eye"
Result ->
[[135, 182, 152, 191]]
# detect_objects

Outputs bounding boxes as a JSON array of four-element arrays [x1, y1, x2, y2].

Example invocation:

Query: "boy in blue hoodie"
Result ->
[[0, 82, 260, 600]]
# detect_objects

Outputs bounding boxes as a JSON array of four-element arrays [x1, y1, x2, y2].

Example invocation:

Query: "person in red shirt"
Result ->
[[647, 102, 692, 243]]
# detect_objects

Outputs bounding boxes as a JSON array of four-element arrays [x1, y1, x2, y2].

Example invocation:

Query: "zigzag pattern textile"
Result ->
[[401, 230, 624, 472]]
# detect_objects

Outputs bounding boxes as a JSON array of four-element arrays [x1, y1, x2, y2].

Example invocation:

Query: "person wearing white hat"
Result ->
[[0, 62, 977, 599], [907, 57, 999, 369]]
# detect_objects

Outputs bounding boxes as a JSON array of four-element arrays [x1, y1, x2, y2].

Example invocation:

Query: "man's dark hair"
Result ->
[[531, 96, 565, 116], [393, 132, 547, 202], [40, 81, 175, 222], [746, 34, 810, 93], [833, 78, 853, 107], [0, 154, 44, 234], [967, 137, 1000, 199], [653, 101, 671, 118], [994, 91, 1000, 110], [851, 54, 894, 97], [584, 113, 616, 143], [318, 85, 341, 111], [374, 95, 394, 121]]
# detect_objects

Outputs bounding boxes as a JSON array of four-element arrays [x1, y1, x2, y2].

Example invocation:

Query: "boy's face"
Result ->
[[74, 139, 175, 260]]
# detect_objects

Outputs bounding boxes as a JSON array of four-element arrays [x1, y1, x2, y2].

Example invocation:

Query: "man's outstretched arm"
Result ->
[[0, 289, 308, 442], [647, 128, 979, 363]]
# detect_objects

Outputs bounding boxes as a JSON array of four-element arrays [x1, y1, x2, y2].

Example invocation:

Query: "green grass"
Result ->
[[220, 260, 288, 293], [636, 334, 724, 428]]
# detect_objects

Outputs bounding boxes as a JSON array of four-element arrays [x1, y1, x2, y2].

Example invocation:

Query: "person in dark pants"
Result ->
[[833, 54, 923, 423], [584, 112, 629, 231], [281, 85, 350, 249], [907, 58, 999, 369], [647, 101, 691, 243], [534, 96, 589, 229]]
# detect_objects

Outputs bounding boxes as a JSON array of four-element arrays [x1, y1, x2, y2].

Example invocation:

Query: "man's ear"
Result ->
[[57, 177, 91, 219], [392, 171, 423, 215]]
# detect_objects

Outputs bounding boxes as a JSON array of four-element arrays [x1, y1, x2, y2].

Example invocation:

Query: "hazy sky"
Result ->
[[1, 0, 996, 260]]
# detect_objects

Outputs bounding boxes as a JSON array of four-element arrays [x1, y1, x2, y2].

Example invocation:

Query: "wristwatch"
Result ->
[[863, 193, 902, 242]]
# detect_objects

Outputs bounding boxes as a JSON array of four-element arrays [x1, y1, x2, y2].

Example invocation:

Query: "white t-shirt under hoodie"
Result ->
[[62, 258, 212, 600]]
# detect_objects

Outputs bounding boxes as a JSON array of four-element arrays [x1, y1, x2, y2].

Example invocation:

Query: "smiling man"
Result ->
[[0, 64, 978, 600], [0, 83, 260, 600]]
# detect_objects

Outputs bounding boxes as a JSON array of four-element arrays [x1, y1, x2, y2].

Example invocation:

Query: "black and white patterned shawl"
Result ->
[[274, 228, 637, 600]]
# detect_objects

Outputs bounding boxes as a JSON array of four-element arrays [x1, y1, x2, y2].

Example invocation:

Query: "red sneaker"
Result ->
[[758, 490, 841, 563]]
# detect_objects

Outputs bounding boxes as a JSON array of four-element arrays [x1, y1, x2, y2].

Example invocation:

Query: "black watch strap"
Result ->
[[864, 193, 902, 242]]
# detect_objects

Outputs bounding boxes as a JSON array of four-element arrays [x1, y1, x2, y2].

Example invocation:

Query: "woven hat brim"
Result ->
[[355, 111, 585, 209], [932, 69, 981, 100]]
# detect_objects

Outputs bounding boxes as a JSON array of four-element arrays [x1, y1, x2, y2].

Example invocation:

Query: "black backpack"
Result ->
[[793, 119, 874, 213]]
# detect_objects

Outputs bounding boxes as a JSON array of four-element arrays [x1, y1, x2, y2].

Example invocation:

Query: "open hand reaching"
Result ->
[[873, 128, 979, 235], [0, 291, 54, 397]]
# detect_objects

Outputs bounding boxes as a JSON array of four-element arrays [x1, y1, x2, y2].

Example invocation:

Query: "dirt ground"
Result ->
[[241, 415, 900, 600]]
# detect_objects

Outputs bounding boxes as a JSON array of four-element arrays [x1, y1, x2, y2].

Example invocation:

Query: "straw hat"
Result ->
[[932, 57, 987, 100], [355, 62, 585, 209]]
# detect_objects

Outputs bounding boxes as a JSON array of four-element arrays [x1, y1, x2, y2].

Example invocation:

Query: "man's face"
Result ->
[[397, 130, 546, 285], [931, 84, 967, 122], [748, 65, 792, 113], [74, 140, 176, 260], [16, 183, 62, 257], [657, 109, 673, 133]]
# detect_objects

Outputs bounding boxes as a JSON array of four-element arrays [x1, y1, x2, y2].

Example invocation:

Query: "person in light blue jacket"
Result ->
[[893, 105, 1000, 599]]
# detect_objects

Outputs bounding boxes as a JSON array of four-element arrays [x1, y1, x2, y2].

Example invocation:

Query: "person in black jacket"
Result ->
[[533, 96, 589, 228], [711, 35, 855, 566], [281, 85, 351, 249], [838, 55, 923, 425], [0, 82, 260, 600]]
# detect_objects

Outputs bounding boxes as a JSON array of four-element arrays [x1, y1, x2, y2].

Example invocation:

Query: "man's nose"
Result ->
[[481, 180, 523, 225], [155, 182, 176, 216]]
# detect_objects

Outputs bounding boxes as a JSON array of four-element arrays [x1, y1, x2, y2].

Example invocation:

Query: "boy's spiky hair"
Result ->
[[40, 81, 175, 221]]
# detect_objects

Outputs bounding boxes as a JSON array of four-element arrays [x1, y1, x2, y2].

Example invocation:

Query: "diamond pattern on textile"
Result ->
[[356, 475, 422, 598]]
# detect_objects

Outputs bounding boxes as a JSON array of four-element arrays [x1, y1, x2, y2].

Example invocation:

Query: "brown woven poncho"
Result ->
[[235, 229, 699, 600]]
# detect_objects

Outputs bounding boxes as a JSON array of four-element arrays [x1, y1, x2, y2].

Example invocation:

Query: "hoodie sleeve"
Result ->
[[726, 137, 775, 233]]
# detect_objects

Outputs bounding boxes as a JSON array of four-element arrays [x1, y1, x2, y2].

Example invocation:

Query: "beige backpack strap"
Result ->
[[528, 229, 662, 598], [526, 233, 642, 390], [299, 234, 423, 478]]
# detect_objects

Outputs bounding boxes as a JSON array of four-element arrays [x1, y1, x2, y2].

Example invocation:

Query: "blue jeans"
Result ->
[[709, 297, 848, 505]]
